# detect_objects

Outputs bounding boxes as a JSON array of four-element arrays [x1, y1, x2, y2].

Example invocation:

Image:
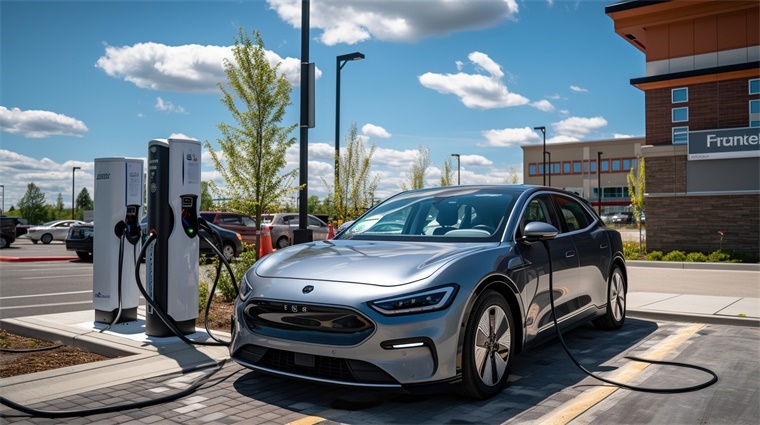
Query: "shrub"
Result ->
[[198, 278, 210, 312], [685, 252, 707, 262], [645, 250, 663, 261], [662, 250, 687, 262], [209, 243, 258, 302]]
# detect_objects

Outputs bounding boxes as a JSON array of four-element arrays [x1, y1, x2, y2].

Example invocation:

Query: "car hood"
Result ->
[[255, 240, 492, 286]]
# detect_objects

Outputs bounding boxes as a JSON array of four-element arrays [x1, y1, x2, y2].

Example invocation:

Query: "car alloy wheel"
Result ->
[[222, 243, 235, 261], [0, 237, 7, 249], [276, 236, 289, 249], [41, 233, 53, 244], [461, 289, 514, 399], [593, 266, 626, 330]]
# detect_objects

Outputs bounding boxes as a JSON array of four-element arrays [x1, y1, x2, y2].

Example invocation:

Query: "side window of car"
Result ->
[[308, 217, 322, 227], [552, 195, 592, 232], [517, 194, 560, 238]]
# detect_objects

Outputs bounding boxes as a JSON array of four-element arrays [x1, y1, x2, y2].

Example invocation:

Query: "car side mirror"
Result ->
[[522, 221, 559, 242]]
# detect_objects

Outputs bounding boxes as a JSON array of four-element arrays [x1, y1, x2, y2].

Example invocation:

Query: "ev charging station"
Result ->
[[93, 157, 144, 324], [145, 138, 201, 337]]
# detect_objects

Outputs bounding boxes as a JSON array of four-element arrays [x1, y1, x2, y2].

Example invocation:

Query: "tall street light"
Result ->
[[597, 152, 603, 215], [72, 166, 81, 219], [334, 51, 365, 212], [534, 126, 546, 185], [544, 151, 552, 187], [451, 154, 460, 185]]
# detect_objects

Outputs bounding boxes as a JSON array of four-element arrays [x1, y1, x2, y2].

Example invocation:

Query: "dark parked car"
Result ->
[[141, 216, 243, 261], [65, 222, 94, 260], [230, 185, 627, 399], [200, 211, 257, 245], [0, 216, 20, 249]]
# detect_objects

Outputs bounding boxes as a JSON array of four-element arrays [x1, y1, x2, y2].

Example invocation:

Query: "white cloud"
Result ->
[[96, 42, 320, 93], [551, 116, 607, 139], [362, 123, 391, 138], [613, 133, 635, 139], [570, 85, 588, 92], [268, 0, 519, 46], [459, 154, 493, 167], [419, 52, 529, 109], [480, 126, 540, 147], [0, 106, 88, 139], [155, 97, 186, 114], [530, 99, 555, 112], [559, 109, 570, 115]]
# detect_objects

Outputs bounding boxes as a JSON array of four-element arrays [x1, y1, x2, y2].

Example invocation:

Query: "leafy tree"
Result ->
[[55, 193, 64, 214], [200, 181, 214, 211], [401, 145, 430, 191], [307, 195, 322, 214], [440, 158, 455, 187], [329, 122, 379, 224], [17, 183, 47, 224], [76, 187, 93, 217], [205, 28, 298, 251], [627, 156, 645, 251], [505, 166, 520, 184]]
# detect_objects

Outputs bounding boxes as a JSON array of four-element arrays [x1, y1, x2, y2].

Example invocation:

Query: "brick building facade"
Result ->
[[607, 0, 760, 259]]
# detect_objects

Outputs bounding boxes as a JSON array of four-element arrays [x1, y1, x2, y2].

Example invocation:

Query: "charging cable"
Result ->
[[541, 239, 718, 393]]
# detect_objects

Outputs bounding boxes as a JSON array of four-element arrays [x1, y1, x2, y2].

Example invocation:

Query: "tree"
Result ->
[[329, 122, 379, 224], [505, 166, 520, 184], [627, 156, 645, 252], [55, 193, 64, 215], [76, 187, 93, 218], [401, 145, 430, 191], [205, 28, 298, 252], [440, 158, 455, 187], [17, 183, 47, 224], [200, 181, 214, 212]]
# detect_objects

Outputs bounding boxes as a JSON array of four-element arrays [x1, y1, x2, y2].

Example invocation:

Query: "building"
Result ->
[[606, 0, 759, 258], [522, 137, 644, 215]]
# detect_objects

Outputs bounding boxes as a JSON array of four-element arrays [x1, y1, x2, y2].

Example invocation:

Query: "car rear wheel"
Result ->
[[593, 266, 626, 330], [41, 233, 53, 244], [276, 236, 289, 249], [0, 237, 8, 249], [76, 251, 92, 261], [460, 290, 514, 399], [222, 243, 235, 261]]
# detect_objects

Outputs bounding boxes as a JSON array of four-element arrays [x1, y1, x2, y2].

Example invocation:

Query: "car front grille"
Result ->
[[234, 344, 398, 385]]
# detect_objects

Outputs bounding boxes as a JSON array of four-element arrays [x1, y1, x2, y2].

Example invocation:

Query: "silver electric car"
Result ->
[[230, 185, 627, 399]]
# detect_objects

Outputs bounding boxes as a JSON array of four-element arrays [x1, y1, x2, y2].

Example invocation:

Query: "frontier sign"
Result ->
[[688, 127, 760, 161]]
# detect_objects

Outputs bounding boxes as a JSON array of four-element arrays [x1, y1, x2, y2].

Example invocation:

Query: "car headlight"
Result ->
[[239, 272, 253, 301], [369, 285, 459, 316]]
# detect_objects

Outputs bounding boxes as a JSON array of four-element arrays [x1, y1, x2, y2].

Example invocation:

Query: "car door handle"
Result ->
[[600, 243, 608, 249], [565, 251, 575, 258]]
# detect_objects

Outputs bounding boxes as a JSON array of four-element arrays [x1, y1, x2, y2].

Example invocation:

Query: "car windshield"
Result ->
[[338, 186, 519, 242]]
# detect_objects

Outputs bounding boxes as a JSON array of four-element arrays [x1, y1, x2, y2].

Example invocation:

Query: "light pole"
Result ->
[[597, 152, 603, 215], [534, 126, 546, 185], [72, 166, 81, 219], [544, 151, 552, 187], [335, 51, 365, 212], [451, 154, 460, 185]]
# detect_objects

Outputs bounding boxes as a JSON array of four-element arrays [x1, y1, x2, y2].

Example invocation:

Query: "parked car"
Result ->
[[610, 212, 633, 224], [138, 217, 244, 261], [230, 185, 627, 399], [599, 212, 612, 223], [200, 212, 257, 245], [27, 220, 85, 244], [0, 216, 20, 249], [65, 222, 94, 260], [260, 213, 329, 249]]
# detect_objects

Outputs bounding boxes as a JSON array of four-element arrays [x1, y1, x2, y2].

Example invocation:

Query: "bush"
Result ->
[[662, 250, 687, 262], [645, 250, 663, 261], [198, 277, 210, 312], [208, 243, 258, 302], [685, 252, 707, 262]]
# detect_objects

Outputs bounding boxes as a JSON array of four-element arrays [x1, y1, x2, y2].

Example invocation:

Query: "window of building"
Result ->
[[672, 87, 688, 103], [600, 159, 609, 172], [537, 163, 544, 176], [573, 161, 581, 174], [595, 186, 630, 199], [529, 164, 536, 176], [563, 162, 571, 174], [673, 126, 689, 144], [623, 159, 631, 171], [751, 100, 760, 128], [750, 78, 760, 95], [672, 107, 688, 123], [551, 163, 561, 174], [612, 159, 621, 171]]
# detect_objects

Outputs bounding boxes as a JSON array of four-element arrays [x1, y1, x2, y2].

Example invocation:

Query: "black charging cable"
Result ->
[[541, 239, 718, 393]]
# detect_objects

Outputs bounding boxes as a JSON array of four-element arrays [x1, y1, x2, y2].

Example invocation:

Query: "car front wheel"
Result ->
[[276, 236, 289, 249], [222, 243, 235, 261], [460, 290, 514, 399], [593, 266, 626, 330], [0, 237, 8, 249], [41, 233, 53, 244], [76, 251, 92, 261]]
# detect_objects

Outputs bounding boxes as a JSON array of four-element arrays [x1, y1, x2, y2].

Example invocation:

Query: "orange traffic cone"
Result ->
[[259, 226, 273, 257], [327, 223, 335, 239]]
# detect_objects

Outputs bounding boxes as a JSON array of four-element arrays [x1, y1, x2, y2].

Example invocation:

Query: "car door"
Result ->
[[308, 215, 328, 240], [514, 193, 580, 343], [552, 194, 611, 313]]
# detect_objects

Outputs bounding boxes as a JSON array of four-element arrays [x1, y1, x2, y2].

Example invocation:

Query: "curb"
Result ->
[[0, 256, 79, 262], [628, 309, 760, 328], [628, 260, 760, 272]]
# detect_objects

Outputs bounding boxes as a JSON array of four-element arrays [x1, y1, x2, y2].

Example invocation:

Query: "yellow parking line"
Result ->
[[534, 323, 704, 425], [287, 416, 326, 425]]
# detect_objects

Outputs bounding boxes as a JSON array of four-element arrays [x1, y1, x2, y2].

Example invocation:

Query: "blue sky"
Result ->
[[0, 0, 644, 210]]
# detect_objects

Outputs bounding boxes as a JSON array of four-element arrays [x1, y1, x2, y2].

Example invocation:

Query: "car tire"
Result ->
[[593, 266, 626, 330], [222, 243, 235, 261], [76, 251, 92, 261], [41, 233, 53, 244], [0, 237, 7, 249], [31, 239, 38, 244], [276, 236, 289, 249], [460, 289, 514, 399]]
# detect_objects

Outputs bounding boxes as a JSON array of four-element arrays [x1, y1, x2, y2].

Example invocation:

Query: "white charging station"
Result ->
[[145, 138, 201, 336], [93, 157, 144, 324]]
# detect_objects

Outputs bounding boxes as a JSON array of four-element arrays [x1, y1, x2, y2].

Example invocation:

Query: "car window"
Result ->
[[552, 195, 592, 232], [242, 216, 256, 227], [307, 217, 323, 227], [516, 194, 560, 238], [221, 216, 242, 225]]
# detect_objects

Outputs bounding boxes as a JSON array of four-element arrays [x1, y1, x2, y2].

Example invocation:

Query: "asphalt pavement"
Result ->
[[0, 247, 758, 424]]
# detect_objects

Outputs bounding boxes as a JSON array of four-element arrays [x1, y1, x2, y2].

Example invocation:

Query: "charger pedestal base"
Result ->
[[94, 307, 138, 325]]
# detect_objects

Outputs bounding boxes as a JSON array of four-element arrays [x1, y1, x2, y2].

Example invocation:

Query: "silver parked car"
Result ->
[[260, 213, 329, 249], [230, 185, 626, 399], [27, 220, 85, 244]]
